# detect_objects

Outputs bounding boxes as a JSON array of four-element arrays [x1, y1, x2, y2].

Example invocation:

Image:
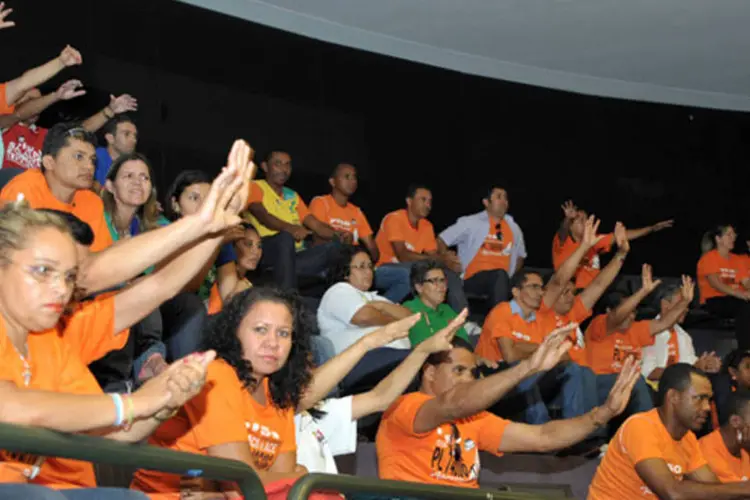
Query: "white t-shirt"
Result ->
[[317, 282, 410, 354], [295, 396, 357, 473], [640, 321, 698, 378]]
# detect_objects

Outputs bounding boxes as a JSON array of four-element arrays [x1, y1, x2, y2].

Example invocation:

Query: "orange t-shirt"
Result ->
[[536, 297, 592, 366], [0, 319, 101, 488], [309, 194, 373, 242], [59, 293, 128, 365], [376, 392, 509, 488], [0, 83, 15, 114], [589, 409, 707, 499], [552, 233, 614, 289], [585, 315, 654, 375], [375, 209, 437, 266], [0, 169, 113, 252], [474, 302, 541, 362], [697, 250, 750, 304], [132, 359, 296, 498], [699, 429, 750, 482], [464, 217, 514, 280]]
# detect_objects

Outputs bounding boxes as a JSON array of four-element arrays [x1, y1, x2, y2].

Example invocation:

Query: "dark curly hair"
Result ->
[[201, 286, 315, 410], [328, 244, 372, 285]]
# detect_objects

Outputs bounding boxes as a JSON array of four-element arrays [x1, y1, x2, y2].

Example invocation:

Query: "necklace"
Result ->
[[11, 343, 31, 387]]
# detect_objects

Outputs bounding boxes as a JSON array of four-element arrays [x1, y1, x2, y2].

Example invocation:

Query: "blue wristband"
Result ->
[[110, 393, 124, 427]]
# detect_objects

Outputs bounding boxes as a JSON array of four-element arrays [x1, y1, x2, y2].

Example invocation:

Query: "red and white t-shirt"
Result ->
[[3, 124, 48, 170]]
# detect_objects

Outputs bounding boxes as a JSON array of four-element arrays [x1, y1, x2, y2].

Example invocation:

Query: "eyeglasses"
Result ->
[[422, 277, 447, 286], [11, 261, 77, 288], [494, 223, 503, 242]]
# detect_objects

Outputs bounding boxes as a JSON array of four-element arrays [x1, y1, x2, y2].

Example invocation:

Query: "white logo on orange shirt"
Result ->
[[511, 331, 531, 342]]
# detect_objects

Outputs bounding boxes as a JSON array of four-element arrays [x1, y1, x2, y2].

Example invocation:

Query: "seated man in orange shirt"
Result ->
[[309, 162, 379, 261], [699, 390, 750, 483], [377, 328, 641, 489], [245, 150, 341, 290], [553, 199, 673, 289], [585, 267, 695, 425], [590, 363, 750, 499], [474, 215, 605, 424], [374, 184, 467, 312]]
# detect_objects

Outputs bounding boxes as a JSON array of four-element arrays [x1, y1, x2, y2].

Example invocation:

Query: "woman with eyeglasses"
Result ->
[[0, 201, 215, 500], [317, 245, 414, 387]]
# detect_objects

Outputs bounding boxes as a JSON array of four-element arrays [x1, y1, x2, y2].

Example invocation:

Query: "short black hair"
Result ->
[[36, 209, 94, 246], [163, 170, 212, 221], [264, 149, 289, 164], [328, 244, 372, 285], [510, 268, 541, 291], [423, 336, 474, 372], [42, 122, 97, 160], [725, 349, 750, 372], [406, 183, 430, 199], [410, 259, 444, 292], [656, 283, 682, 303], [240, 221, 260, 234], [103, 114, 136, 137], [483, 185, 506, 201], [330, 163, 355, 178], [657, 363, 709, 406], [727, 390, 750, 419]]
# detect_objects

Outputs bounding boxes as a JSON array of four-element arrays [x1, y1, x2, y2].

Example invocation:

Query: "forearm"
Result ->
[[650, 299, 689, 334], [502, 341, 538, 363], [297, 338, 370, 412], [14, 93, 59, 121], [536, 407, 610, 452], [557, 219, 572, 243], [552, 242, 590, 286], [249, 206, 298, 233], [79, 216, 206, 294], [440, 360, 535, 420], [304, 217, 336, 240], [363, 348, 431, 417], [626, 226, 653, 241], [708, 276, 746, 298], [668, 480, 750, 500], [395, 249, 432, 263], [102, 415, 165, 442], [580, 251, 626, 309], [0, 113, 19, 128], [81, 106, 114, 133], [6, 57, 65, 104], [350, 304, 398, 326], [370, 301, 412, 320], [608, 289, 648, 329]]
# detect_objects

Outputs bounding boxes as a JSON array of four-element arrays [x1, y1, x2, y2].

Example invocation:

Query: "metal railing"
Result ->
[[0, 422, 266, 499], [288, 473, 550, 500]]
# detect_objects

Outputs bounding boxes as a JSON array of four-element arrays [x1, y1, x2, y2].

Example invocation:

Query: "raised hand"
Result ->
[[614, 221, 630, 254], [601, 356, 641, 418], [651, 219, 674, 233], [59, 45, 82, 67], [55, 80, 86, 101], [109, 94, 138, 114], [226, 142, 255, 216], [680, 275, 695, 304], [581, 215, 604, 249], [561, 200, 578, 220], [640, 264, 662, 294], [0, 2, 14, 30], [162, 350, 216, 409], [415, 308, 469, 355], [361, 313, 421, 350], [526, 324, 576, 374]]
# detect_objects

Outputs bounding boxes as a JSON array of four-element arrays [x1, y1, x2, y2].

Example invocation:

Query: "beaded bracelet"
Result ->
[[123, 395, 135, 431]]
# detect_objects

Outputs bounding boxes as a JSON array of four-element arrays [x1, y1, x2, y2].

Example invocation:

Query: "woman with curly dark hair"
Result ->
[[132, 286, 339, 499]]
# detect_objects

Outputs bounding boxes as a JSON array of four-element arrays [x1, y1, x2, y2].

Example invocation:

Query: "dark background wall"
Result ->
[[4, 0, 749, 276]]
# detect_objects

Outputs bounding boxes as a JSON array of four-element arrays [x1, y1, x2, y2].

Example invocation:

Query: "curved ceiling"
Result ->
[[180, 0, 750, 112]]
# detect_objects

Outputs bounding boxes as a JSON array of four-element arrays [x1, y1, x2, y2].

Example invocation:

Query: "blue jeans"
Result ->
[[160, 292, 208, 361], [595, 372, 654, 416], [0, 485, 147, 499], [510, 361, 586, 424], [374, 262, 467, 311]]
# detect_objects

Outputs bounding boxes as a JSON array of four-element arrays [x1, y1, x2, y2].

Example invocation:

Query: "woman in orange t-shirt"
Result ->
[[697, 225, 750, 350], [0, 203, 213, 500], [132, 286, 336, 500]]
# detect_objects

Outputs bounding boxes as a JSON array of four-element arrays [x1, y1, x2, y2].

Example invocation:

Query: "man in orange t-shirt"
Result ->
[[699, 391, 750, 483], [309, 163, 378, 260], [0, 122, 113, 252], [585, 266, 695, 423], [438, 186, 527, 308], [590, 363, 750, 499], [377, 334, 640, 488], [374, 184, 467, 312], [553, 200, 673, 288]]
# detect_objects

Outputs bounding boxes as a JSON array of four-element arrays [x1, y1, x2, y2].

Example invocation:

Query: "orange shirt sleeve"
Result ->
[[595, 233, 615, 253], [183, 361, 250, 450], [383, 212, 409, 243], [585, 314, 609, 342], [295, 194, 310, 221], [421, 222, 437, 253], [630, 320, 655, 348], [697, 251, 721, 277], [57, 341, 104, 396], [384, 392, 434, 437], [308, 196, 327, 222], [61, 294, 128, 365], [355, 207, 374, 239], [569, 297, 593, 324], [0, 83, 14, 114], [475, 411, 510, 457], [619, 415, 671, 465], [248, 182, 264, 205]]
